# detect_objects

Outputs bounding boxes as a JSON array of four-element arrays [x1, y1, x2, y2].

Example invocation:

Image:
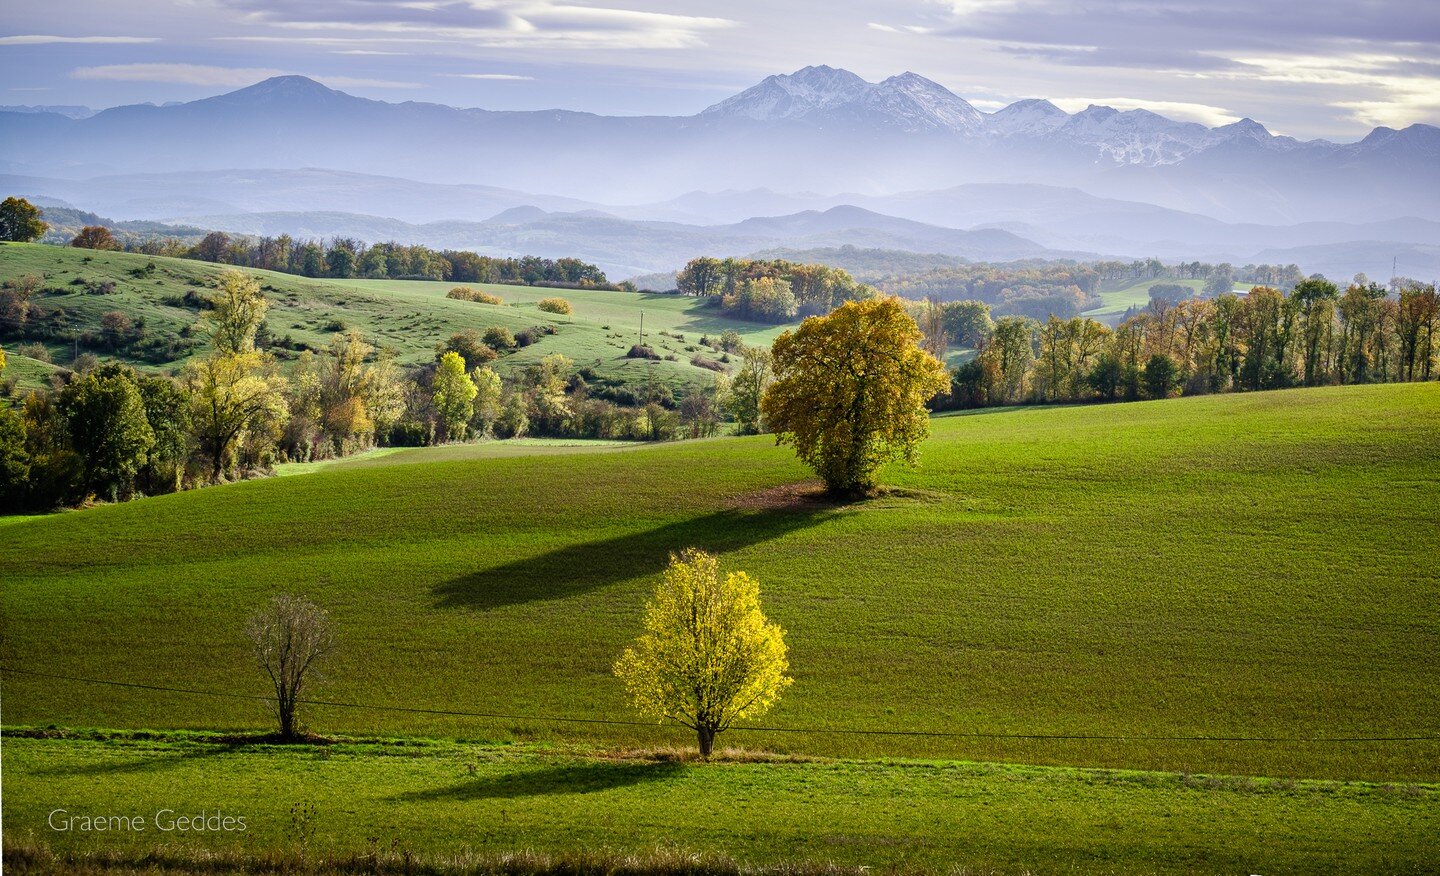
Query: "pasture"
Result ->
[[4, 731, 1436, 873], [2, 383, 1437, 782], [1083, 277, 1252, 320], [0, 243, 790, 397]]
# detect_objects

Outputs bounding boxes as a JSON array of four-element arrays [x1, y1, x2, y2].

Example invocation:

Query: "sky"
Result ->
[[2, 0, 1437, 140]]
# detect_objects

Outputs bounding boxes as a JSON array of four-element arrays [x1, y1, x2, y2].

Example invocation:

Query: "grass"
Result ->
[[5, 732, 1437, 873], [1083, 278, 1252, 320], [273, 440, 641, 476], [0, 242, 791, 396], [2, 383, 1437, 783]]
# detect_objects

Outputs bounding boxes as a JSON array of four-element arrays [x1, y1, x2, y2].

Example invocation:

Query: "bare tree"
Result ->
[[245, 594, 335, 740]]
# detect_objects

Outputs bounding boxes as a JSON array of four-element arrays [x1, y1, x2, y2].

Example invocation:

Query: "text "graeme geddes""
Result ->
[[48, 809, 248, 832]]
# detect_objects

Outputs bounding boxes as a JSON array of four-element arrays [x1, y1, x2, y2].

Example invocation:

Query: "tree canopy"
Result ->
[[762, 297, 948, 495], [614, 548, 791, 757]]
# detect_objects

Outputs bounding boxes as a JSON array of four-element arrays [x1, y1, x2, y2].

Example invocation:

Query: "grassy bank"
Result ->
[[5, 731, 1437, 874]]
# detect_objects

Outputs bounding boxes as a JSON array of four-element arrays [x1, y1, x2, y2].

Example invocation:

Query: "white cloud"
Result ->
[[70, 63, 419, 89], [0, 34, 159, 45], [1051, 96, 1240, 126], [1225, 52, 1440, 128], [439, 73, 535, 81]]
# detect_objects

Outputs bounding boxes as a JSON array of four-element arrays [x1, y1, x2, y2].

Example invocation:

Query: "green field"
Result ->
[[1083, 277, 1252, 320], [0, 242, 792, 396], [5, 731, 1436, 874], [3, 384, 1438, 870]]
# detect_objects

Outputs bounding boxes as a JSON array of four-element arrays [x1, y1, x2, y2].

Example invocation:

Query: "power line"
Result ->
[[4, 665, 1436, 744]]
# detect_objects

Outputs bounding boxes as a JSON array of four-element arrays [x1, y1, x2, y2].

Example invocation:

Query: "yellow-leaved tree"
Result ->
[[614, 548, 791, 758], [761, 297, 948, 496]]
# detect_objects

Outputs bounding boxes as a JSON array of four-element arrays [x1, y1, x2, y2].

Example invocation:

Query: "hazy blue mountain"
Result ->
[[2, 69, 1435, 221], [168, 204, 1073, 278]]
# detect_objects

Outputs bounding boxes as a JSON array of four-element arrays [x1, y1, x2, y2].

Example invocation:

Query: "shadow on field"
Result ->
[[390, 760, 684, 802], [34, 746, 232, 778], [433, 507, 832, 610]]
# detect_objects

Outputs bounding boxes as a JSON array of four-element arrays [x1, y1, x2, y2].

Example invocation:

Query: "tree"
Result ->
[[245, 594, 336, 741], [470, 366, 503, 437], [185, 351, 289, 480], [1143, 354, 1179, 399], [614, 548, 791, 757], [943, 300, 994, 349], [436, 329, 496, 371], [58, 367, 156, 501], [0, 404, 29, 512], [762, 297, 948, 495], [1203, 263, 1235, 298], [0, 197, 47, 242], [208, 270, 270, 355], [71, 225, 120, 251], [432, 351, 477, 441], [135, 374, 190, 495], [482, 325, 515, 350], [722, 346, 772, 435]]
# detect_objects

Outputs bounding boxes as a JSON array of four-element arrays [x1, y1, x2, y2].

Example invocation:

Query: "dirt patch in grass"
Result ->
[[728, 482, 948, 512]]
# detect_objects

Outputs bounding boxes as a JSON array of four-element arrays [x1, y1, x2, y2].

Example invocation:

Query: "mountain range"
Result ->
[[1, 67, 1437, 283], [2, 67, 1436, 225]]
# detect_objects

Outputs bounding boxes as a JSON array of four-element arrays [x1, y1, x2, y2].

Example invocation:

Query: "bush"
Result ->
[[448, 286, 504, 305], [514, 324, 557, 348], [482, 325, 516, 350], [538, 297, 573, 315], [691, 355, 727, 372], [627, 344, 660, 360]]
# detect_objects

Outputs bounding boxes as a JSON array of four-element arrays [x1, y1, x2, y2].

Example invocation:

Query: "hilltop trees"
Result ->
[[678, 256, 876, 320], [246, 594, 336, 741], [0, 197, 47, 243], [71, 225, 120, 251], [762, 297, 948, 496], [614, 548, 791, 758]]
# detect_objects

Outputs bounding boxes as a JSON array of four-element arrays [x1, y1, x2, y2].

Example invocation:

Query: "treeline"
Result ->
[[923, 280, 1439, 408], [874, 259, 1312, 321], [120, 231, 618, 289], [675, 257, 877, 322], [0, 272, 722, 512]]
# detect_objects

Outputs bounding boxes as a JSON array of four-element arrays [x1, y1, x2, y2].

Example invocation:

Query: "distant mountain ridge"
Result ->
[[1, 68, 1435, 223]]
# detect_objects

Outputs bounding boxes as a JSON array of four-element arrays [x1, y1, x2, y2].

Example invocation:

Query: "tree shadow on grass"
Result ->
[[390, 760, 684, 802], [34, 746, 234, 778], [433, 506, 835, 611]]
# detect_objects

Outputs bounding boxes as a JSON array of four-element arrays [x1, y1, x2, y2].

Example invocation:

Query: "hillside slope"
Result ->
[[2, 384, 1436, 781], [0, 243, 785, 395]]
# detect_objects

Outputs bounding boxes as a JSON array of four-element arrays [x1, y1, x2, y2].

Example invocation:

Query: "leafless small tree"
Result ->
[[245, 594, 335, 740]]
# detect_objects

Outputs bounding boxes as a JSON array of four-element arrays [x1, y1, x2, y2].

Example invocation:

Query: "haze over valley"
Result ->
[[4, 67, 1438, 283]]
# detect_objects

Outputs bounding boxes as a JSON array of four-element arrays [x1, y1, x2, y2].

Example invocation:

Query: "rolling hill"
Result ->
[[0, 243, 789, 397], [2, 383, 1436, 784]]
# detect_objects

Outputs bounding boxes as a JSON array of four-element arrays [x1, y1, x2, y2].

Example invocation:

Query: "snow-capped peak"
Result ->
[[869, 72, 984, 131], [700, 65, 870, 121], [986, 98, 1069, 135]]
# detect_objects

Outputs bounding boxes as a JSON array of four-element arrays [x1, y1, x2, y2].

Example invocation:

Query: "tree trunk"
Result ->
[[696, 725, 716, 759]]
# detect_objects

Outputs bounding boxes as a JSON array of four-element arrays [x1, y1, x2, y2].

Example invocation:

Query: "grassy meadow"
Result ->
[[1083, 277, 1252, 320], [5, 731, 1437, 874], [0, 242, 790, 397], [2, 383, 1437, 783]]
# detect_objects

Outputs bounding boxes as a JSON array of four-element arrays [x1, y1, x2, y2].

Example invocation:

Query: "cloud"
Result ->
[[1001, 44, 1242, 73], [215, 0, 735, 50], [1050, 96, 1241, 126], [439, 73, 535, 81], [0, 34, 159, 45], [70, 63, 419, 89]]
